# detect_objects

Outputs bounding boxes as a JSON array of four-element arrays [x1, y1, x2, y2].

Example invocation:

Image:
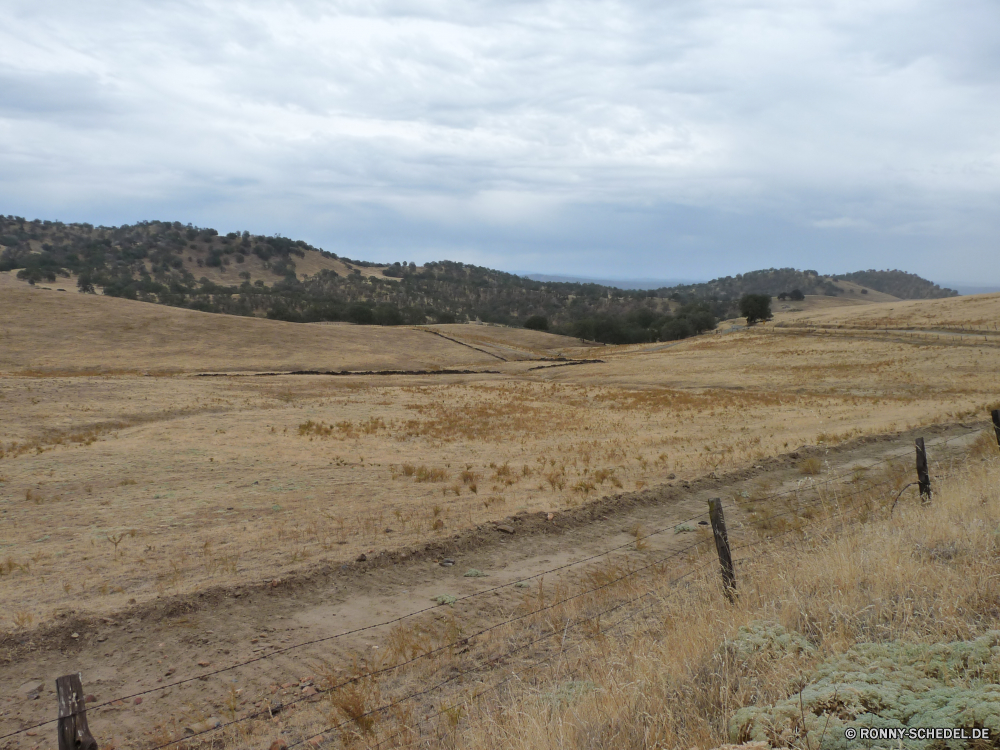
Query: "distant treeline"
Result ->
[[666, 267, 957, 302], [0, 215, 957, 345]]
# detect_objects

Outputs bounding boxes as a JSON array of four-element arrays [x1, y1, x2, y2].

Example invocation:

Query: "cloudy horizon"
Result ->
[[2, 1, 998, 285]]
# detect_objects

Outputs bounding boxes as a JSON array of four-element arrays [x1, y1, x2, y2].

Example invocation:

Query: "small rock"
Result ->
[[464, 569, 487, 577], [85, 695, 97, 703], [667, 473, 676, 479], [440, 558, 455, 567], [302, 686, 317, 696], [185, 717, 222, 735], [546, 513, 554, 521], [496, 525, 515, 534], [308, 737, 323, 747], [197, 661, 210, 667], [165, 667, 176, 676], [281, 682, 296, 689], [97, 635, 107, 642], [134, 697, 143, 705], [698, 520, 709, 526], [18, 680, 43, 698], [270, 741, 288, 750], [355, 553, 367, 562], [26, 730, 37, 737], [514, 582, 531, 589], [271, 579, 280, 588], [70, 632, 79, 639], [384, 527, 394, 534]]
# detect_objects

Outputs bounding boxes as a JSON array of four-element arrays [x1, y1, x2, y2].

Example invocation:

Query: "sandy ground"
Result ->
[[1, 283, 999, 749]]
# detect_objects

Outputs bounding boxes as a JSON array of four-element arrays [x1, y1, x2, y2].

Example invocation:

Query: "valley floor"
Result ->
[[1, 284, 999, 749]]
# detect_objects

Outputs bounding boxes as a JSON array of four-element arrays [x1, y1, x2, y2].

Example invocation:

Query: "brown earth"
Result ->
[[1, 284, 999, 749], [0, 423, 987, 750]]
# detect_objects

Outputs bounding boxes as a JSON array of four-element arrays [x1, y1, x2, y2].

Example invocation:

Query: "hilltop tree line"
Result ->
[[0, 216, 957, 345]]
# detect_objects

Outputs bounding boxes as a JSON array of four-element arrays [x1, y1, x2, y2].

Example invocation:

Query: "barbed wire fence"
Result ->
[[4, 423, 995, 750]]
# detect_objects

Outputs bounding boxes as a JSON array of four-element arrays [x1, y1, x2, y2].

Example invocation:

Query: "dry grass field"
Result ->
[[776, 290, 1000, 333], [1, 279, 999, 750], [449, 433, 1000, 750], [0, 272, 499, 375], [1, 283, 999, 636]]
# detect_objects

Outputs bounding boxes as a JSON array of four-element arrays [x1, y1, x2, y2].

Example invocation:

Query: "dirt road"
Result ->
[[0, 420, 988, 749]]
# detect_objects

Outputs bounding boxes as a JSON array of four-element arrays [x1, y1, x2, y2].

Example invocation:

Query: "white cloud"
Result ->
[[1, 0, 998, 281]]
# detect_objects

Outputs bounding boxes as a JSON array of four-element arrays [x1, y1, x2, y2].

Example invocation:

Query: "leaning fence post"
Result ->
[[992, 410, 1000, 450], [56, 673, 97, 750], [915, 438, 931, 501], [708, 498, 736, 602]]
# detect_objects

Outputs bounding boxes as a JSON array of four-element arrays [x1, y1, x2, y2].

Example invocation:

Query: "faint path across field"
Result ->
[[0, 421, 986, 745]]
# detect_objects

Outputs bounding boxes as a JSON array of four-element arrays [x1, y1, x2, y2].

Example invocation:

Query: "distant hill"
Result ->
[[664, 267, 956, 302], [833, 270, 958, 299], [0, 214, 958, 345], [523, 273, 701, 290]]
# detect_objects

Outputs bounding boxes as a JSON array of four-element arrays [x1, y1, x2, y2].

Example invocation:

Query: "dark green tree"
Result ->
[[523, 315, 549, 331], [739, 294, 772, 325]]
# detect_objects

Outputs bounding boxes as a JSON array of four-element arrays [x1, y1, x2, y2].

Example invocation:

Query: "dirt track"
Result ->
[[0, 420, 987, 749]]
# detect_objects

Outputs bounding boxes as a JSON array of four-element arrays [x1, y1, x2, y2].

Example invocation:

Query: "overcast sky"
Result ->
[[2, 1, 998, 284]]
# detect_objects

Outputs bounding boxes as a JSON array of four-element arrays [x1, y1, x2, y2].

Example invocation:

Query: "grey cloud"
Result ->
[[0, 67, 122, 123], [1, 0, 998, 283]]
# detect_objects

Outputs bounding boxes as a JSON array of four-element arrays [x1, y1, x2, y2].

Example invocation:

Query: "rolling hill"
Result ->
[[0, 214, 958, 346]]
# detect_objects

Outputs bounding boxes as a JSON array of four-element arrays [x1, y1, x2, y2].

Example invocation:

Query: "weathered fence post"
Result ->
[[56, 673, 97, 750], [915, 438, 931, 502], [992, 410, 1000, 449], [708, 498, 736, 602]]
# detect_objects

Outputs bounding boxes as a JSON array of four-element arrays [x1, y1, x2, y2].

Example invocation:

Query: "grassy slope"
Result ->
[[0, 272, 498, 374], [455, 434, 1000, 750]]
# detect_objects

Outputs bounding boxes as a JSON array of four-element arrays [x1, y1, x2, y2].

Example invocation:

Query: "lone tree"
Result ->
[[789, 289, 805, 301], [739, 294, 772, 326]]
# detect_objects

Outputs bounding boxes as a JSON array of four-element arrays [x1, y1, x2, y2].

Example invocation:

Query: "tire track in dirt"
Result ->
[[416, 328, 509, 361], [0, 420, 988, 745]]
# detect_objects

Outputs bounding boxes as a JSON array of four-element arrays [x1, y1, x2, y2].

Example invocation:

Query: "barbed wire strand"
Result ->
[[0, 427, 982, 742], [383, 493, 892, 749]]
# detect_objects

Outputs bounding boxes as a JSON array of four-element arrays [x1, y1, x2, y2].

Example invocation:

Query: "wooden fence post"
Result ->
[[915, 438, 931, 502], [708, 498, 736, 601], [56, 673, 97, 750], [992, 410, 1000, 450]]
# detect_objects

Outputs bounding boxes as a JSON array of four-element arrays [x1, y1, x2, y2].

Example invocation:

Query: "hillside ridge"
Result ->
[[0, 215, 956, 345]]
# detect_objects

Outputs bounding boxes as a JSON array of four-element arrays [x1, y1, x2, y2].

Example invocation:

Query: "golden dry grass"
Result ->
[[440, 446, 1000, 750], [1, 286, 999, 633], [774, 290, 1000, 333], [141, 432, 1000, 750], [424, 324, 600, 360], [0, 272, 500, 374]]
